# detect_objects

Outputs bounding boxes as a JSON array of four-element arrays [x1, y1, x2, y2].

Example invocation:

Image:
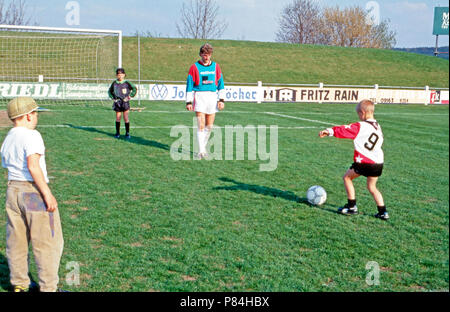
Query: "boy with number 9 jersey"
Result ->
[[319, 100, 389, 220]]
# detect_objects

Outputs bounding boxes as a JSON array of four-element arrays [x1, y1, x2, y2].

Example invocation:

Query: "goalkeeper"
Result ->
[[108, 68, 137, 139]]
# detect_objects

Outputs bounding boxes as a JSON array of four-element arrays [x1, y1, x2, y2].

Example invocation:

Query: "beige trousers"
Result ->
[[5, 181, 64, 292]]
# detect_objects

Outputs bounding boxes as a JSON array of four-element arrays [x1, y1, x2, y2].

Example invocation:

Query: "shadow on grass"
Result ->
[[214, 177, 339, 214], [65, 124, 170, 151], [0, 253, 10, 291]]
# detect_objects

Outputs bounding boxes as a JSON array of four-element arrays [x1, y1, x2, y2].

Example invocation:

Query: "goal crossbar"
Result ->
[[0, 24, 122, 67]]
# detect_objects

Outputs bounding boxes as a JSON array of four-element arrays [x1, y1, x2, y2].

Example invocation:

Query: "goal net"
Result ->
[[0, 25, 122, 107]]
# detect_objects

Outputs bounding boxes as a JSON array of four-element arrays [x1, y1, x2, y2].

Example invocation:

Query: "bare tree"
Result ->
[[276, 0, 396, 49], [176, 0, 227, 39], [0, 0, 33, 25], [370, 19, 397, 49], [275, 0, 323, 44], [320, 6, 396, 48]]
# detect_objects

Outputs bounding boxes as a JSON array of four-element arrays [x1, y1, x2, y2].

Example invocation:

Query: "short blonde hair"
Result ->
[[356, 99, 375, 114]]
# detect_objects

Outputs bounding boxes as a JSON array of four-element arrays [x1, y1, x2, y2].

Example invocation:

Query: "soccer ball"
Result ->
[[306, 185, 327, 206]]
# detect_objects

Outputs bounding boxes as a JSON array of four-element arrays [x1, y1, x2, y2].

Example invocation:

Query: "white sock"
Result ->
[[197, 130, 205, 153], [203, 127, 211, 153]]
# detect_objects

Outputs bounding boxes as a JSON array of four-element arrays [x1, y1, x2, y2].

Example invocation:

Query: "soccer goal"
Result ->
[[0, 25, 122, 106]]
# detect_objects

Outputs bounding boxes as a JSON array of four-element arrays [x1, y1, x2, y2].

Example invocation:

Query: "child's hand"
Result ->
[[186, 103, 193, 111], [43, 193, 58, 212], [319, 130, 329, 138], [217, 101, 225, 111]]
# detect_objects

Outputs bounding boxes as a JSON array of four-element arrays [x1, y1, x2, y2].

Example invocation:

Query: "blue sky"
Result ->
[[27, 0, 449, 48]]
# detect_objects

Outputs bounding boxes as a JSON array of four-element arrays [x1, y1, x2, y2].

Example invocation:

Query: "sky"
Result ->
[[24, 0, 450, 48]]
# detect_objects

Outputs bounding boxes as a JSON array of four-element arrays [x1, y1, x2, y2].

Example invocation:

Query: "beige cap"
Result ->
[[7, 97, 39, 120]]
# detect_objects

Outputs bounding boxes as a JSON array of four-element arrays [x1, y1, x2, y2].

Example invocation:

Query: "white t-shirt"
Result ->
[[326, 119, 384, 164], [1, 127, 49, 183]]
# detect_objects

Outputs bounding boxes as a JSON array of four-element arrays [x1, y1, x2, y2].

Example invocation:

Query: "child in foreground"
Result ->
[[319, 99, 389, 220], [1, 97, 64, 292]]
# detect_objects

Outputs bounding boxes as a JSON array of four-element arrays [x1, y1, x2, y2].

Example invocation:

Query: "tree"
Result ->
[[276, 0, 396, 49], [320, 6, 396, 49], [176, 0, 227, 39], [0, 0, 33, 25], [275, 0, 323, 44], [370, 19, 397, 49]]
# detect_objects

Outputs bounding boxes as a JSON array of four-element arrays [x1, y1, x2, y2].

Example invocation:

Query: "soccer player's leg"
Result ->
[[204, 113, 215, 154], [123, 109, 130, 139], [339, 168, 360, 215], [196, 112, 207, 158], [367, 176, 389, 220], [115, 111, 122, 138]]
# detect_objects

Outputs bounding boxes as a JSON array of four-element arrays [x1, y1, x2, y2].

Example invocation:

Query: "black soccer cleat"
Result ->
[[374, 211, 390, 221], [114, 133, 120, 139], [338, 204, 358, 215], [125, 134, 131, 139]]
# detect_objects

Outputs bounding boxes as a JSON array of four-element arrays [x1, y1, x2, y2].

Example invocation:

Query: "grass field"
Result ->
[[0, 101, 447, 292], [0, 34, 448, 292], [122, 37, 450, 88]]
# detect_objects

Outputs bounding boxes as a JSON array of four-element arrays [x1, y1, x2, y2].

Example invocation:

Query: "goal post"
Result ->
[[0, 25, 122, 106]]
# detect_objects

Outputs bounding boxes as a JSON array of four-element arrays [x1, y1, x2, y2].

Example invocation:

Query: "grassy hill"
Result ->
[[121, 37, 449, 88]]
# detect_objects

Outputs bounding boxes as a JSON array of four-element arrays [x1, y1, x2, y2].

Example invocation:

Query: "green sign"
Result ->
[[433, 7, 449, 35]]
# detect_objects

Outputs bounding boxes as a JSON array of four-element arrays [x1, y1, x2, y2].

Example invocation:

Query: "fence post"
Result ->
[[374, 84, 379, 104], [138, 33, 141, 106], [257, 81, 263, 103]]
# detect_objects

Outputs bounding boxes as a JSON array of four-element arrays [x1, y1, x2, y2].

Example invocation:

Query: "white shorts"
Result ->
[[193, 91, 218, 115]]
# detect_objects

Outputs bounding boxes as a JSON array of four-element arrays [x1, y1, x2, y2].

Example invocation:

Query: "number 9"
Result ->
[[364, 133, 379, 151]]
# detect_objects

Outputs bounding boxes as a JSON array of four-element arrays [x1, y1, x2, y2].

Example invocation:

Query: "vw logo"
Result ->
[[151, 84, 168, 100]]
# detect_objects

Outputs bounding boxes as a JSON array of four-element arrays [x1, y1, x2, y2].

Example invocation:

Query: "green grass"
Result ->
[[122, 37, 449, 87], [0, 101, 447, 292], [1, 34, 447, 87], [0, 35, 448, 292]]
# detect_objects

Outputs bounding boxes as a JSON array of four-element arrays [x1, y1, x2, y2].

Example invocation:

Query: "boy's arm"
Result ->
[[215, 63, 225, 101], [319, 122, 360, 139], [108, 82, 116, 100], [128, 81, 138, 98], [186, 64, 198, 105], [27, 154, 57, 212]]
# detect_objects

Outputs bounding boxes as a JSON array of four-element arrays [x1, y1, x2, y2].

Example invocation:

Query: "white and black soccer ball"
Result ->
[[306, 185, 327, 206]]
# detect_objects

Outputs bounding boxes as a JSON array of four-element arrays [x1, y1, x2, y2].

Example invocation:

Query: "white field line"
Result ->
[[0, 125, 320, 129], [264, 112, 336, 126]]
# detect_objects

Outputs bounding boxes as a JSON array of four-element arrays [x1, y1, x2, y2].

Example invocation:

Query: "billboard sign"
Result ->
[[433, 7, 449, 35]]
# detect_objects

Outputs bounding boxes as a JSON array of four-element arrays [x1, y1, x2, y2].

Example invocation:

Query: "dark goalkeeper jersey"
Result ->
[[108, 80, 137, 100]]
